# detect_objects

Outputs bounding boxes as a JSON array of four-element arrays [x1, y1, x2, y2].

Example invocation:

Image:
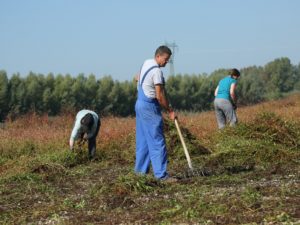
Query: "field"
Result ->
[[0, 94, 300, 224]]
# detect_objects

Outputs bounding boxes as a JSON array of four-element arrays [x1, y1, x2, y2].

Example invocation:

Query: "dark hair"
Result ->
[[155, 45, 172, 56], [81, 113, 94, 129], [230, 68, 240, 77]]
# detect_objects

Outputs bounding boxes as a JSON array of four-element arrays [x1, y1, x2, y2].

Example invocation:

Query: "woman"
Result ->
[[214, 68, 240, 129]]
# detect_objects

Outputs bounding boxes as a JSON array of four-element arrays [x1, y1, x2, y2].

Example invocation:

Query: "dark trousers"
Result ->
[[88, 119, 101, 158]]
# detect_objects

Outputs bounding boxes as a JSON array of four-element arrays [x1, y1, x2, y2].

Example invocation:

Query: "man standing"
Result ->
[[214, 68, 240, 129], [135, 45, 176, 181], [69, 109, 101, 159]]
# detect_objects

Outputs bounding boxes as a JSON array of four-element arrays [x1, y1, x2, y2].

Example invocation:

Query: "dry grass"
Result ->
[[2, 94, 299, 147], [1, 114, 136, 145]]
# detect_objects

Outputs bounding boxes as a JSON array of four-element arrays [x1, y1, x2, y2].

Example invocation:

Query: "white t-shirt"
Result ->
[[70, 109, 100, 142], [138, 59, 165, 98]]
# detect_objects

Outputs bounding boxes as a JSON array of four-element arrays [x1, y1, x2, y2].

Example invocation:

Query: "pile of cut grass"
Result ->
[[160, 112, 300, 178], [203, 112, 300, 176]]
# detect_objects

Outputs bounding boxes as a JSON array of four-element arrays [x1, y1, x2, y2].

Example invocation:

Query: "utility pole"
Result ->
[[165, 41, 178, 76]]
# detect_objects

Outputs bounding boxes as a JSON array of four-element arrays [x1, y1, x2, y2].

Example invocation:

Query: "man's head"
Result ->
[[80, 113, 94, 132], [155, 45, 172, 67], [230, 68, 240, 79]]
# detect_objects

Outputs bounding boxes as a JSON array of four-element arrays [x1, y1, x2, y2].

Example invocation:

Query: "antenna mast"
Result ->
[[165, 41, 178, 76]]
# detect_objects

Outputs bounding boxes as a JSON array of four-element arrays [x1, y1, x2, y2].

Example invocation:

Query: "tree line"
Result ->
[[0, 57, 299, 121]]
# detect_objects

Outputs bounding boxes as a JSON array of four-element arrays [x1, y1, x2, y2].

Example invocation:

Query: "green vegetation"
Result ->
[[204, 112, 300, 174], [1, 57, 300, 120], [0, 107, 299, 224]]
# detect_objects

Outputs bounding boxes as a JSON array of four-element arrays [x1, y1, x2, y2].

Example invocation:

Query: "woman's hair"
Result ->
[[80, 113, 94, 129], [230, 68, 240, 77]]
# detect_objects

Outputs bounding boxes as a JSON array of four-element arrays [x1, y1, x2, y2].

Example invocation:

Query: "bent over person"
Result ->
[[214, 68, 240, 129], [69, 109, 101, 159], [135, 45, 176, 181]]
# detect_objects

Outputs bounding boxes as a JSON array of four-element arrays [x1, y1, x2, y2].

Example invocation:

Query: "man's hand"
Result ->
[[169, 109, 176, 120], [69, 139, 74, 151]]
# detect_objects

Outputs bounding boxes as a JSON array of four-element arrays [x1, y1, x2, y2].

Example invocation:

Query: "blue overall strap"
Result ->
[[140, 66, 159, 86]]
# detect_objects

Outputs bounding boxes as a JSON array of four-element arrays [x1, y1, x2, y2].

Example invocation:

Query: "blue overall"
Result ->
[[135, 66, 168, 179]]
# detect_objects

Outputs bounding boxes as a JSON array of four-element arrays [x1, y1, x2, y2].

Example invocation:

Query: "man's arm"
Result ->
[[69, 138, 75, 150], [69, 119, 81, 150], [155, 84, 175, 120]]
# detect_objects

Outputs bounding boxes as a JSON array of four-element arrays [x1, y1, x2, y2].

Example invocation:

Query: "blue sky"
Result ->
[[1, 0, 300, 81]]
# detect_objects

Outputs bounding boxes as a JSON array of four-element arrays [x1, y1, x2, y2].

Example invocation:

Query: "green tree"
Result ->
[[108, 81, 128, 116], [166, 74, 214, 111], [1, 57, 298, 118], [24, 72, 46, 113], [0, 70, 9, 120], [119, 80, 136, 116], [53, 74, 75, 112], [84, 74, 98, 109], [165, 74, 183, 109], [95, 76, 114, 114], [71, 74, 87, 110], [237, 66, 265, 104], [43, 73, 60, 115], [8, 74, 27, 117], [263, 57, 294, 99], [294, 63, 300, 91], [195, 76, 215, 110]]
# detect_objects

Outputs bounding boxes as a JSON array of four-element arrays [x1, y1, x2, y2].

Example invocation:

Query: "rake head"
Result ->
[[176, 167, 213, 179]]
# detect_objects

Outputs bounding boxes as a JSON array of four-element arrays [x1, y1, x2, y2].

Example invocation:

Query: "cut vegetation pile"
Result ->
[[204, 112, 300, 176]]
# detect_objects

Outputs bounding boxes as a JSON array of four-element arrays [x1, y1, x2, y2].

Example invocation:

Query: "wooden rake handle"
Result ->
[[174, 118, 193, 170]]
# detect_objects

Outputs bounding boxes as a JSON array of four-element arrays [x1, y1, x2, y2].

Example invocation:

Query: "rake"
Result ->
[[174, 118, 193, 170], [174, 118, 211, 178]]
